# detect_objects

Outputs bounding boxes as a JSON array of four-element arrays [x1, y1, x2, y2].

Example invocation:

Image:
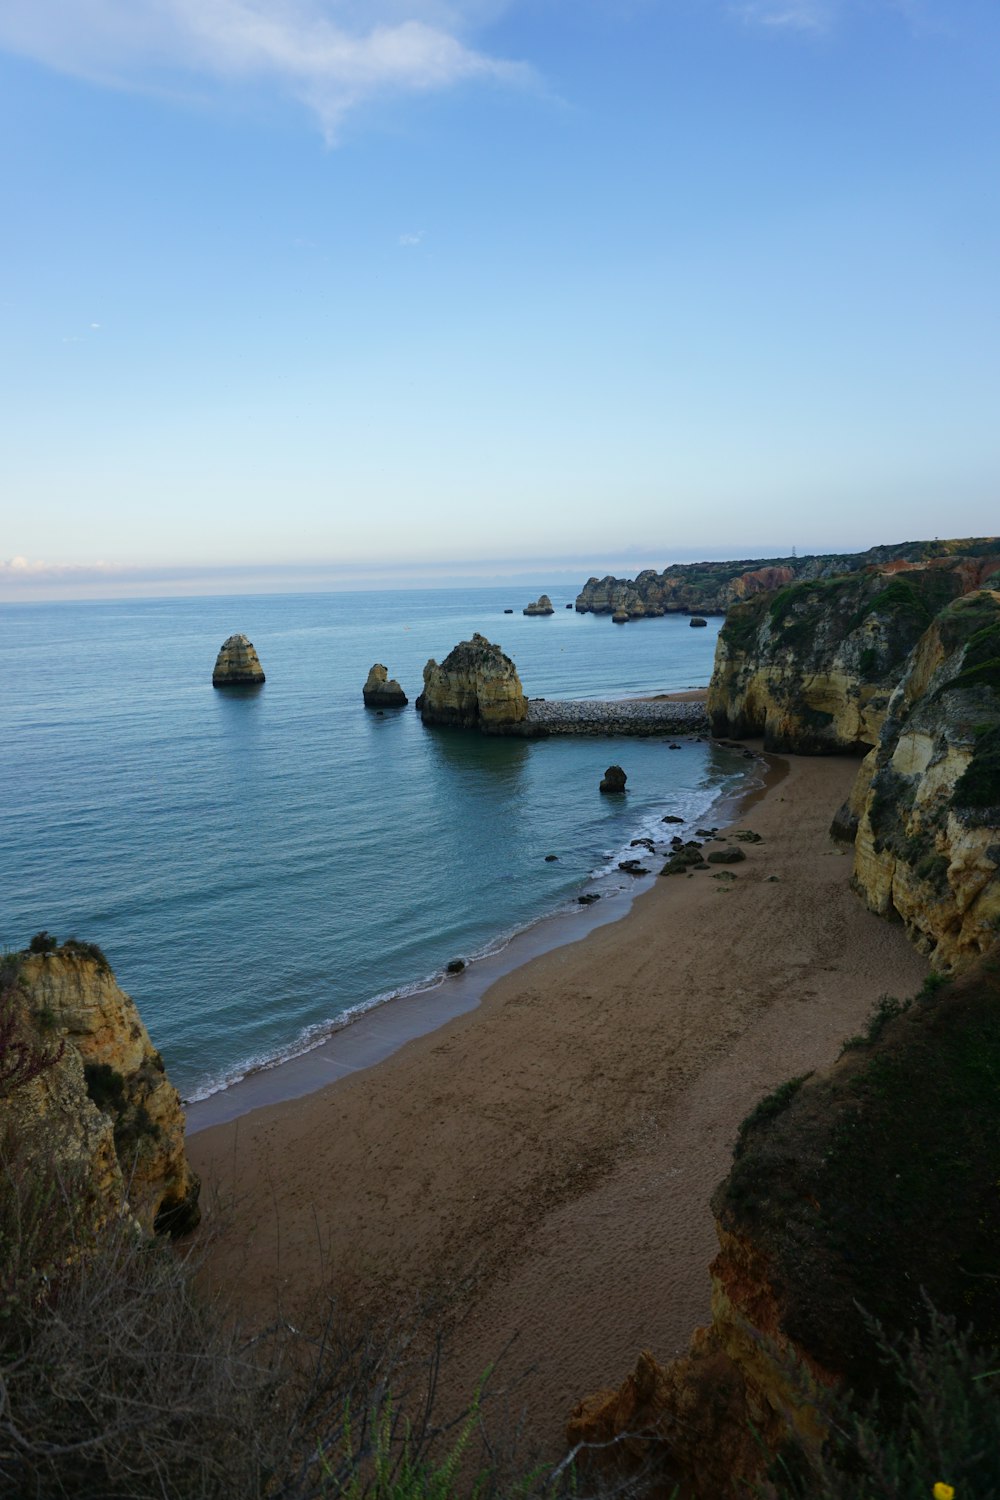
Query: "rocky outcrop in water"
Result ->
[[706, 561, 1000, 752], [849, 589, 1000, 970], [575, 539, 999, 619], [416, 634, 527, 733], [569, 950, 1000, 1496], [523, 594, 554, 616], [599, 765, 627, 794], [212, 633, 265, 686], [2, 941, 200, 1236], [362, 663, 408, 707]]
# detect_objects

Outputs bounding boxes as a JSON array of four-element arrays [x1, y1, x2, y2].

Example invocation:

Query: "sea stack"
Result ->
[[212, 634, 265, 687], [416, 633, 527, 733], [524, 594, 555, 616], [600, 765, 627, 794], [362, 663, 408, 708], [690, 616, 708, 627]]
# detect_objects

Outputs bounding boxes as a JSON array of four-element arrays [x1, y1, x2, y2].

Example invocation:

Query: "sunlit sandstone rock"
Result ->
[[416, 633, 527, 733], [5, 945, 200, 1235], [212, 633, 265, 686], [362, 663, 408, 707]]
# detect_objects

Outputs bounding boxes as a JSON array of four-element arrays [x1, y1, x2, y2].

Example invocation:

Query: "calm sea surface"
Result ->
[[1, 586, 745, 1100]]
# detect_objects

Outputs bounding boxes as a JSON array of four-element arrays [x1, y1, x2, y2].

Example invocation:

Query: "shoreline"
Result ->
[[188, 748, 929, 1454], [185, 706, 753, 1133]]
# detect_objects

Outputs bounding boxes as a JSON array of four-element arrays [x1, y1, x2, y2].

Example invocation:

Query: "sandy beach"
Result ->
[[188, 748, 928, 1455]]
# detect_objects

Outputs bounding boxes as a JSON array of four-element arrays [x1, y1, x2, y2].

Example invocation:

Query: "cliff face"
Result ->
[[707, 565, 976, 752], [212, 633, 265, 686], [416, 633, 528, 733], [850, 590, 1000, 970], [3, 943, 200, 1235], [575, 537, 999, 620], [570, 950, 1000, 1496]]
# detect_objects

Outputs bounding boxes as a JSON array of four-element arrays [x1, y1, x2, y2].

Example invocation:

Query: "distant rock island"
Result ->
[[575, 537, 1000, 621], [523, 594, 555, 616], [362, 663, 407, 708], [212, 633, 265, 686], [416, 633, 527, 733]]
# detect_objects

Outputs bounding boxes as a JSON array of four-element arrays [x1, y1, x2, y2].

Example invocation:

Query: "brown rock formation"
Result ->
[[362, 663, 408, 707], [4, 943, 200, 1235], [707, 565, 977, 752], [523, 594, 555, 616], [850, 589, 1000, 970], [415, 633, 528, 733], [212, 633, 265, 686], [574, 538, 999, 618]]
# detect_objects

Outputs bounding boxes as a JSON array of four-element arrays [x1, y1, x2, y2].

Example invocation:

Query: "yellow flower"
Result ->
[[933, 1485, 955, 1500]]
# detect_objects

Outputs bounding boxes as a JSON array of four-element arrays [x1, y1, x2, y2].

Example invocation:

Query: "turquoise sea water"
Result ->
[[1, 586, 746, 1101]]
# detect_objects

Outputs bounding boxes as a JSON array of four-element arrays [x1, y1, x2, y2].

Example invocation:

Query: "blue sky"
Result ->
[[2, 0, 998, 598]]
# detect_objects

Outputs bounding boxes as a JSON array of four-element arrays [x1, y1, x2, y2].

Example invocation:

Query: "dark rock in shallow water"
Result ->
[[212, 633, 265, 686], [689, 616, 708, 627], [446, 958, 466, 974], [545, 854, 559, 862], [618, 859, 649, 876], [504, 608, 514, 614], [662, 814, 685, 824], [577, 893, 601, 905], [600, 765, 627, 794]]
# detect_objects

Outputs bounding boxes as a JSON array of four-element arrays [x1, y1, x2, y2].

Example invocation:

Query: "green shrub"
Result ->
[[83, 1061, 126, 1113], [27, 931, 57, 955]]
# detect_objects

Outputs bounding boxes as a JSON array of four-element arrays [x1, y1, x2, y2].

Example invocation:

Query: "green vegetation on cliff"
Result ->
[[723, 952, 1000, 1395]]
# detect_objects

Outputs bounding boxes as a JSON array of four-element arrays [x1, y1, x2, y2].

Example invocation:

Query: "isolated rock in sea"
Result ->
[[690, 616, 708, 627], [212, 633, 265, 686], [3, 941, 200, 1237], [416, 633, 527, 733], [523, 594, 555, 616], [599, 765, 627, 794], [362, 663, 408, 708]]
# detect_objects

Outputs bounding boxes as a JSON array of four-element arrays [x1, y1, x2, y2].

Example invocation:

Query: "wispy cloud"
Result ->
[[398, 229, 425, 246], [0, 1, 534, 142], [735, 0, 832, 30]]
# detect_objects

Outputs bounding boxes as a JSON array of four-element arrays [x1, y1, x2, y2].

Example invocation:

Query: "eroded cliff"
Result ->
[[850, 589, 1000, 970], [1, 940, 200, 1236], [706, 561, 1000, 752], [416, 633, 528, 733], [575, 537, 999, 621]]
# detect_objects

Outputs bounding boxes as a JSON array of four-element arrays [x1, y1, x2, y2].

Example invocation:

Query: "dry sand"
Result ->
[[188, 750, 928, 1453]]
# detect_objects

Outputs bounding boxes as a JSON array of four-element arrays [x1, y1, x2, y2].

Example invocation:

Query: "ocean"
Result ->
[[1, 585, 749, 1102]]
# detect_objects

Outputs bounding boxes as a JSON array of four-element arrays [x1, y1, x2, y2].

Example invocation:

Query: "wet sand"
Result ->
[[188, 749, 928, 1453]]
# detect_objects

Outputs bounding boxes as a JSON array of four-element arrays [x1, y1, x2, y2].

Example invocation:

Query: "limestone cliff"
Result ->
[[706, 564, 988, 752], [362, 663, 408, 707], [569, 951, 1000, 1496], [416, 633, 528, 733], [2, 941, 200, 1235], [575, 537, 999, 620], [850, 589, 1000, 970], [212, 633, 265, 686]]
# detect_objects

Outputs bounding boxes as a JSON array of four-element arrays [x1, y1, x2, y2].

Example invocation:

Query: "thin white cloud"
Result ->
[[399, 229, 425, 245], [735, 0, 832, 30], [0, 1, 534, 142]]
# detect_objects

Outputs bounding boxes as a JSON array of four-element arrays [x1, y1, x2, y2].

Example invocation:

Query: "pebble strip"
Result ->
[[525, 698, 710, 737]]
